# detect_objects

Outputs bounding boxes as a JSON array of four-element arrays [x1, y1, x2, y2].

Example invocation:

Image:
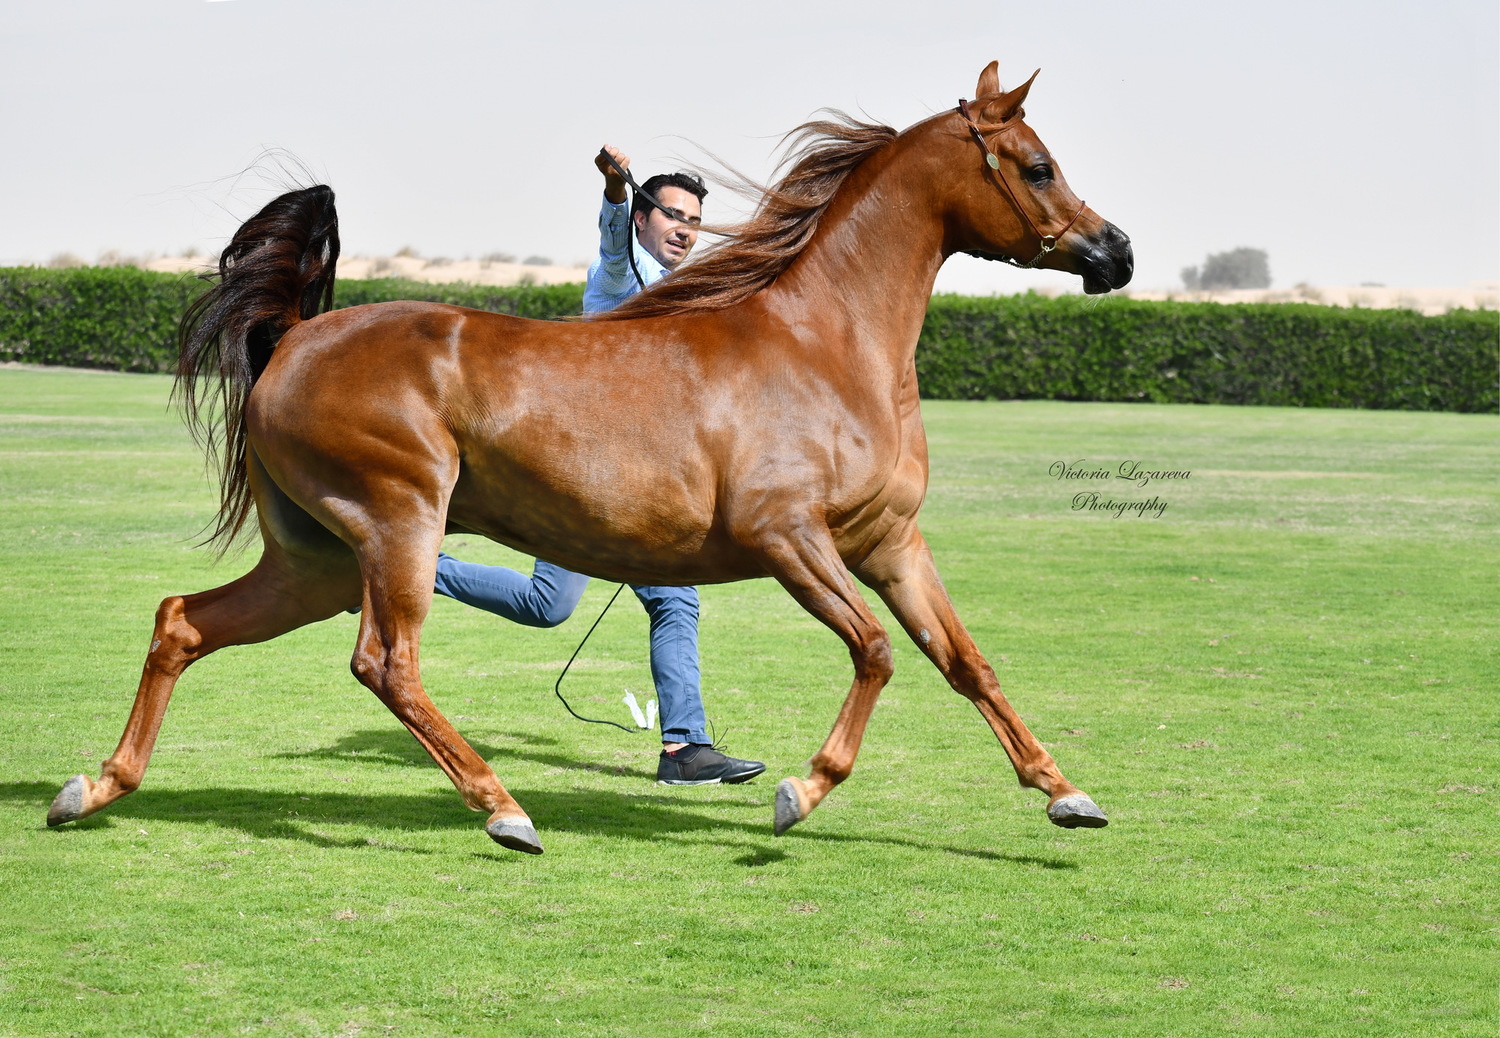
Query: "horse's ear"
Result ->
[[994, 68, 1040, 120], [975, 60, 1001, 99]]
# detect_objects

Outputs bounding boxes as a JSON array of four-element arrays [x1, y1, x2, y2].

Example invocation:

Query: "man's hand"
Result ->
[[595, 145, 630, 205]]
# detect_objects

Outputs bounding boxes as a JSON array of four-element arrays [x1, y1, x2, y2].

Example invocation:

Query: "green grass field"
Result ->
[[1, 365, 1495, 1037]]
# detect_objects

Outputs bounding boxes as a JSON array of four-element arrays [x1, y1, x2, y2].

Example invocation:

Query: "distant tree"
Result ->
[[1183, 247, 1271, 291]]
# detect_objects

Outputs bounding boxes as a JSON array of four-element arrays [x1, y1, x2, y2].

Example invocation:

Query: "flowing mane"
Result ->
[[593, 113, 898, 321]]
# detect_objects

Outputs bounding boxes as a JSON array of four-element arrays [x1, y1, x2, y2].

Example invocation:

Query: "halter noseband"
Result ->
[[956, 98, 1087, 269]]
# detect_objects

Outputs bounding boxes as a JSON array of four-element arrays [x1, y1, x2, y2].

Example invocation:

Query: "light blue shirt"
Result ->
[[582, 196, 670, 315]]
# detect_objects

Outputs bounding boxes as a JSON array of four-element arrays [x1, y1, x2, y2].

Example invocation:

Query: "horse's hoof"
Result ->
[[1047, 793, 1108, 829], [48, 774, 91, 827], [774, 777, 807, 836], [485, 816, 544, 855]]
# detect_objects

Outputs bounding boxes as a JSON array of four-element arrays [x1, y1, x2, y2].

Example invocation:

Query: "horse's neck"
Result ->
[[764, 128, 949, 370]]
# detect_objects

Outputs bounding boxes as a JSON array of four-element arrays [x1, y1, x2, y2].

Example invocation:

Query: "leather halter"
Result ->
[[956, 98, 1087, 269]]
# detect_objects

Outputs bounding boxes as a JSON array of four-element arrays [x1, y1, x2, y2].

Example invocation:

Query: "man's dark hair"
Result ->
[[632, 171, 707, 221]]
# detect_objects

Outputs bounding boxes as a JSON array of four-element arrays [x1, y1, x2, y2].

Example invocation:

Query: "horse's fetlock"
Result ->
[[1014, 758, 1058, 793], [813, 754, 854, 786], [101, 762, 139, 794]]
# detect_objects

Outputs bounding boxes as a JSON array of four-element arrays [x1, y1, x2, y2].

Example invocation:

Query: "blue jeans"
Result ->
[[433, 554, 709, 745]]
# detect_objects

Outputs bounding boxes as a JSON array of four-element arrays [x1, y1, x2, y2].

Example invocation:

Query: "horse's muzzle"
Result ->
[[1077, 221, 1133, 295]]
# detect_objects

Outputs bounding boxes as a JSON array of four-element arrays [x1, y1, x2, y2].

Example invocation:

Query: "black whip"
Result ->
[[557, 150, 682, 730], [596, 148, 670, 291]]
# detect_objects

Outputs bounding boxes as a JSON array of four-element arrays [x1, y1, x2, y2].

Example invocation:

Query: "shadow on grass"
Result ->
[[1, 779, 1078, 870], [3, 730, 1080, 870], [273, 727, 659, 782]]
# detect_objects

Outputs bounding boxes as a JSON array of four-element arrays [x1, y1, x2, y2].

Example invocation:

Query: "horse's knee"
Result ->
[[350, 646, 384, 690], [349, 640, 394, 691], [945, 652, 1000, 703], [857, 631, 894, 685], [350, 644, 421, 709]]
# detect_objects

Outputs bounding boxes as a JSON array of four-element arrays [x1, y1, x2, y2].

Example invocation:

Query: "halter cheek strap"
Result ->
[[956, 98, 1087, 270]]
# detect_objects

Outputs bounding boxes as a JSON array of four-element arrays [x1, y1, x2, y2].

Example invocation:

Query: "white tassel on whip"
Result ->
[[622, 690, 657, 730]]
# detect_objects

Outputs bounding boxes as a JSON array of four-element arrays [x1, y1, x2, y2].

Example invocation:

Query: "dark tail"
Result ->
[[176, 185, 340, 554]]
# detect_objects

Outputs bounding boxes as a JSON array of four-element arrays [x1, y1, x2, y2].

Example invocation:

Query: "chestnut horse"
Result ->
[[48, 62, 1132, 854]]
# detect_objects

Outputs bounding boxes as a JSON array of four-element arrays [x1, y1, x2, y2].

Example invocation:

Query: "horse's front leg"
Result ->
[[755, 523, 895, 835], [855, 525, 1107, 829]]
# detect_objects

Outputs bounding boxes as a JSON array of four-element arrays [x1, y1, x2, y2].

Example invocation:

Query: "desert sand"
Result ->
[[140, 253, 589, 287], [1122, 283, 1498, 317]]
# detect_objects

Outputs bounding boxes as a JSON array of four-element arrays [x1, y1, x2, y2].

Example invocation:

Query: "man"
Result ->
[[433, 146, 765, 786]]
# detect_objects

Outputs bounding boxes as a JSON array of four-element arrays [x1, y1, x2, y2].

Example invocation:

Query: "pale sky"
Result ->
[[3, 0, 1496, 295]]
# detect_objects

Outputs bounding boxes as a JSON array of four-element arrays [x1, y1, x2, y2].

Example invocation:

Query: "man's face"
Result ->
[[633, 186, 701, 270]]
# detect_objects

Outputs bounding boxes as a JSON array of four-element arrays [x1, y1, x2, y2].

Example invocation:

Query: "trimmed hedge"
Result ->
[[0, 268, 586, 374], [1, 267, 1495, 412], [918, 294, 1498, 412], [0, 266, 202, 373], [334, 278, 585, 321]]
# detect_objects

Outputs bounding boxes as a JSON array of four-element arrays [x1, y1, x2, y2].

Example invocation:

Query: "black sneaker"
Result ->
[[657, 744, 766, 785]]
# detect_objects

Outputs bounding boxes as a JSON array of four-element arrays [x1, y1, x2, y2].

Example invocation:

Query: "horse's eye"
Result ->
[[1027, 165, 1054, 186]]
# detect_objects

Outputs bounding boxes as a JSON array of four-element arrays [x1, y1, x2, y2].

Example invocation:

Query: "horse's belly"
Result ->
[[443, 448, 757, 585]]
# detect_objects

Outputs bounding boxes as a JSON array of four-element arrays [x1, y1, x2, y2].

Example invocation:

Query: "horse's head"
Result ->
[[944, 61, 1132, 294]]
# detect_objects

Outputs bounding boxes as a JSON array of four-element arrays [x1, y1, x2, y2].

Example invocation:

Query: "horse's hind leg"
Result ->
[[48, 544, 361, 827], [856, 525, 1107, 829]]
